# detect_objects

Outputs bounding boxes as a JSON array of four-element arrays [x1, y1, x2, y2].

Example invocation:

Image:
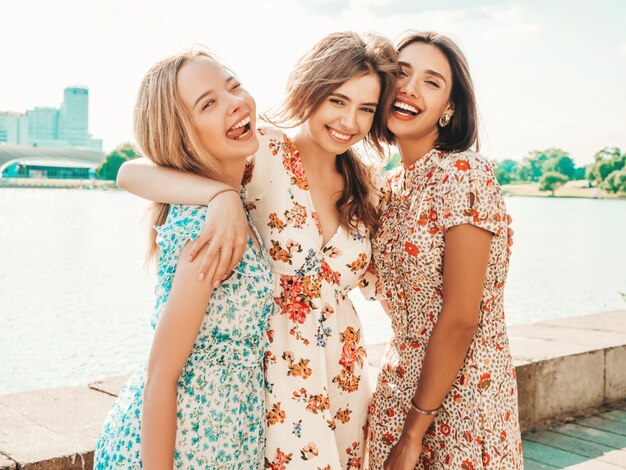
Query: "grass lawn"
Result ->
[[501, 180, 624, 199]]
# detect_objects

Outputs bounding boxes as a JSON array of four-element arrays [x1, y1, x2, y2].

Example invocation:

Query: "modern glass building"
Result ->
[[0, 144, 103, 179], [0, 112, 29, 145], [17, 86, 102, 152], [26, 107, 60, 147], [59, 86, 89, 148]]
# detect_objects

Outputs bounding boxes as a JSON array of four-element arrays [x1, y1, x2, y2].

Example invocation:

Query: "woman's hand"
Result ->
[[383, 433, 423, 470], [384, 406, 431, 470], [188, 191, 249, 286]]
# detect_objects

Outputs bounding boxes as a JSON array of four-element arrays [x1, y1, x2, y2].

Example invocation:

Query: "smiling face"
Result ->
[[388, 42, 455, 146], [176, 56, 258, 162], [302, 73, 381, 156]]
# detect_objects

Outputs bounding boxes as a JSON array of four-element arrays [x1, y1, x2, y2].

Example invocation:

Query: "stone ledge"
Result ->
[[1, 310, 624, 468], [368, 310, 626, 432], [0, 387, 116, 468]]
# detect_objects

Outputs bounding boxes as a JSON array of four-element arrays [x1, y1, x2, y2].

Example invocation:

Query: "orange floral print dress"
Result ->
[[363, 149, 523, 469], [244, 127, 373, 469]]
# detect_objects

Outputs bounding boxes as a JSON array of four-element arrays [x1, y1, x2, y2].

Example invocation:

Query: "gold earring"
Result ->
[[439, 114, 451, 127]]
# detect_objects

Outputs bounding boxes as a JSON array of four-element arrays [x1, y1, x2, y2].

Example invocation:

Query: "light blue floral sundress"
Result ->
[[94, 204, 274, 469]]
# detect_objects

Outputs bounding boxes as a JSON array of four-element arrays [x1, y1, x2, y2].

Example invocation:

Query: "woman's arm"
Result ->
[[384, 224, 492, 470], [140, 242, 219, 468], [117, 158, 248, 286], [117, 157, 232, 204]]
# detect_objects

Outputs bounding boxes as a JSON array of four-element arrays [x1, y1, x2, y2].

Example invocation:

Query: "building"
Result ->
[[0, 112, 29, 145], [59, 86, 89, 148], [8, 85, 104, 152], [0, 144, 103, 180], [26, 107, 60, 147]]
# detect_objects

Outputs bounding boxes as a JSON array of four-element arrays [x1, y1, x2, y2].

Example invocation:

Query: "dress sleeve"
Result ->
[[436, 154, 507, 236], [155, 204, 206, 254], [242, 127, 277, 203]]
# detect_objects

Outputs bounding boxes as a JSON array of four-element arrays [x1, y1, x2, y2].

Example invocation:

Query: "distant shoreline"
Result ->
[[2, 178, 625, 200], [0, 177, 117, 190], [501, 181, 626, 200]]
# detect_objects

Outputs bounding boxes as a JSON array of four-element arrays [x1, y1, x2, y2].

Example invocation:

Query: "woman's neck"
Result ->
[[218, 156, 247, 190], [295, 126, 338, 175], [397, 129, 438, 168]]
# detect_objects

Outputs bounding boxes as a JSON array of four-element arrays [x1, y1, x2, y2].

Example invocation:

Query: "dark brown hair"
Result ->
[[396, 31, 479, 152], [263, 31, 398, 234]]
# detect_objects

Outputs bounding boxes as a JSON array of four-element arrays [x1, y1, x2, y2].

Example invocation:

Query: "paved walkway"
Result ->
[[523, 405, 626, 469]]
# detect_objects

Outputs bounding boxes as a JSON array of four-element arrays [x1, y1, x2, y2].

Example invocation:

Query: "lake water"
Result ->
[[1, 189, 625, 394]]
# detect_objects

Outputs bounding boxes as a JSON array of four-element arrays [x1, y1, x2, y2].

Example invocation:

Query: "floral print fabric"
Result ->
[[245, 127, 372, 469], [94, 205, 274, 469], [364, 150, 523, 469]]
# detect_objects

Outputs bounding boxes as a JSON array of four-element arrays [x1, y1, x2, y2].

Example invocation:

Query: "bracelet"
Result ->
[[410, 397, 441, 416], [207, 187, 239, 205]]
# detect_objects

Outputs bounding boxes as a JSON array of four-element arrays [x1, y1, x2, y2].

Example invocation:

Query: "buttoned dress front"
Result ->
[[245, 127, 372, 469], [364, 150, 523, 469]]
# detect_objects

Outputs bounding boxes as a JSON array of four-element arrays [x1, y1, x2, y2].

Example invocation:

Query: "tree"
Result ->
[[588, 147, 624, 186], [520, 151, 549, 182], [539, 172, 569, 196], [494, 167, 513, 185], [602, 169, 626, 194], [518, 148, 584, 182], [96, 143, 140, 181], [543, 153, 576, 179], [493, 159, 520, 184]]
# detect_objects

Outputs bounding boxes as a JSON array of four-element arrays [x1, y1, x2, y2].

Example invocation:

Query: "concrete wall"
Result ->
[[1, 310, 625, 468]]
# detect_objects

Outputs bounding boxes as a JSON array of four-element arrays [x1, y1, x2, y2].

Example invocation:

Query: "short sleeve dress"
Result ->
[[365, 150, 523, 469], [94, 205, 274, 469], [246, 127, 373, 469]]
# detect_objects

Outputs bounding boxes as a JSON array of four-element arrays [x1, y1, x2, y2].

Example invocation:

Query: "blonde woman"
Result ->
[[94, 51, 274, 469], [117, 32, 398, 469]]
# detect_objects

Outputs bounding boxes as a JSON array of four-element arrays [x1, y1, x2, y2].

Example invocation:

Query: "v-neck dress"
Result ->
[[363, 150, 523, 469], [244, 127, 372, 469]]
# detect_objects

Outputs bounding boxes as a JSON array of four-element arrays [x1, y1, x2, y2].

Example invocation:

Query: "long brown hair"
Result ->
[[263, 31, 398, 234], [134, 50, 225, 260], [396, 31, 479, 152]]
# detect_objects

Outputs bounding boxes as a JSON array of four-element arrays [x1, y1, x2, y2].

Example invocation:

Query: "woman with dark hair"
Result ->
[[364, 32, 523, 469], [116, 32, 398, 469]]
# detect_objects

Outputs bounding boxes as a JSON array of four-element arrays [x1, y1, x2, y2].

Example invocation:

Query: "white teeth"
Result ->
[[230, 115, 250, 131], [234, 128, 250, 140], [394, 101, 419, 114], [328, 128, 351, 141]]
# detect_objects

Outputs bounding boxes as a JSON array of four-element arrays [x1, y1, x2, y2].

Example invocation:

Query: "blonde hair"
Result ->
[[134, 50, 224, 260], [263, 31, 399, 234]]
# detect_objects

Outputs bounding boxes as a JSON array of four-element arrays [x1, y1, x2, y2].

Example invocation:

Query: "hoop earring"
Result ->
[[439, 114, 451, 128]]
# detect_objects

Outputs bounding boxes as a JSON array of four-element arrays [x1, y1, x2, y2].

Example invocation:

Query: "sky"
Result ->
[[1, 0, 625, 164]]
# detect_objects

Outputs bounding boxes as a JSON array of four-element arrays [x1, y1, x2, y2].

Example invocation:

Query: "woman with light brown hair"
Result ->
[[94, 50, 274, 468], [365, 31, 523, 469], [117, 31, 398, 469]]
